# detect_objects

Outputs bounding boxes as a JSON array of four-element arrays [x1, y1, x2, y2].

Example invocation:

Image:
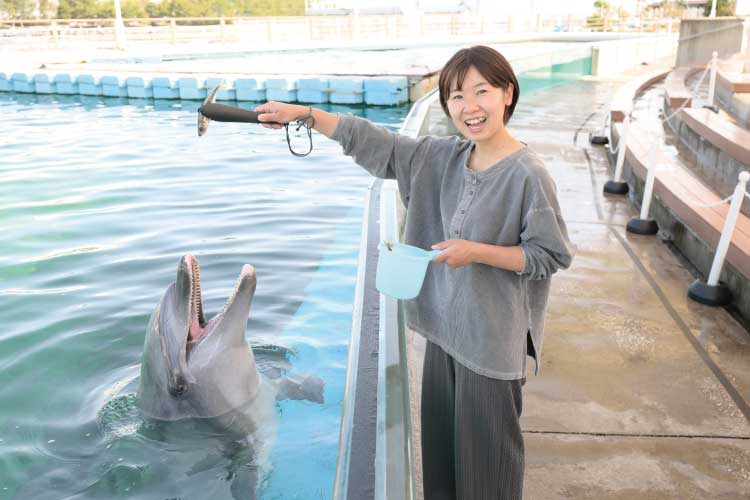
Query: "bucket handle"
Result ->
[[377, 242, 443, 261]]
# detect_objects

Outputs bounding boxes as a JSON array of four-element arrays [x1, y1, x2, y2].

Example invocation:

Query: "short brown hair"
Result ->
[[438, 45, 520, 124]]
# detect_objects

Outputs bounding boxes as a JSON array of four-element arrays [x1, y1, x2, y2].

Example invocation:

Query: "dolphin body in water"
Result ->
[[18, 256, 324, 500], [138, 254, 324, 436]]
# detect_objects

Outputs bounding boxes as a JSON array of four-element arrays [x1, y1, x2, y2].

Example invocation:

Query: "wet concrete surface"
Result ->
[[524, 434, 750, 500], [407, 63, 750, 499]]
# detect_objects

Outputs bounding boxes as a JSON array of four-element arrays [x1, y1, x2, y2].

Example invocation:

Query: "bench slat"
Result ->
[[621, 124, 750, 279]]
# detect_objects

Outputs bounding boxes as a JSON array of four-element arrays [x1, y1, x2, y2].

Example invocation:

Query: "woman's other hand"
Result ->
[[431, 239, 477, 268], [434, 240, 525, 273]]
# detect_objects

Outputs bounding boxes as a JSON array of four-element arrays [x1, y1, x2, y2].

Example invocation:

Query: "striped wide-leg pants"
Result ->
[[421, 341, 525, 500]]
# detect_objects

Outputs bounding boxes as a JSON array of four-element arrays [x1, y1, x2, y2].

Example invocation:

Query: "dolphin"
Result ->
[[137, 254, 324, 436]]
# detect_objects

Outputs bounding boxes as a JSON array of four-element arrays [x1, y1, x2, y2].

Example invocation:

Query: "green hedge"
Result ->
[[0, 0, 305, 19]]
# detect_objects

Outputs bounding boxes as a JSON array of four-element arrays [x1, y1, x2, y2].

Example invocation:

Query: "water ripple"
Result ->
[[0, 286, 89, 296]]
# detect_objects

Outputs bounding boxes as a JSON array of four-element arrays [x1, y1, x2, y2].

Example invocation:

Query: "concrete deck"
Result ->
[[407, 63, 750, 499]]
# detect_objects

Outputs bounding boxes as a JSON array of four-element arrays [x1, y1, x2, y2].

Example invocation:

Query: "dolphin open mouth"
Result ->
[[183, 254, 254, 345], [186, 254, 207, 342]]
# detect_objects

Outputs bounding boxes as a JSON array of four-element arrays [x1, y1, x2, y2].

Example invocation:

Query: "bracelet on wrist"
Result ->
[[297, 106, 315, 128]]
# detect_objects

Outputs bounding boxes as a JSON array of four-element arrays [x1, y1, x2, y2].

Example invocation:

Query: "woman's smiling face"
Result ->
[[446, 65, 513, 143]]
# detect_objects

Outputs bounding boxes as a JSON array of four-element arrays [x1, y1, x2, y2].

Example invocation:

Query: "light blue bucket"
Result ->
[[376, 242, 442, 299]]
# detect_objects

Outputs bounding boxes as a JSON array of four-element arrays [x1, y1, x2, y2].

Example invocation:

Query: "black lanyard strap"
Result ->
[[284, 107, 316, 157]]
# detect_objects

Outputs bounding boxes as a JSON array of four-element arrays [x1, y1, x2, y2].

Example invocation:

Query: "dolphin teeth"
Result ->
[[191, 258, 205, 327]]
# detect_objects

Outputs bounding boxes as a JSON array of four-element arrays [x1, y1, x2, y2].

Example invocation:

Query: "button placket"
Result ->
[[451, 175, 478, 239]]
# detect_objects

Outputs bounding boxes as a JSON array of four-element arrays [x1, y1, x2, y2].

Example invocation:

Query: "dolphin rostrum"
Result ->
[[138, 254, 324, 435]]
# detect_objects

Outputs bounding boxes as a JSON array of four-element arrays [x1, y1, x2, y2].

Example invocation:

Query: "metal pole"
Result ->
[[113, 0, 127, 49], [707, 51, 718, 107], [707, 172, 750, 286], [639, 144, 658, 220], [709, 0, 717, 18], [613, 115, 630, 182], [743, 18, 750, 55]]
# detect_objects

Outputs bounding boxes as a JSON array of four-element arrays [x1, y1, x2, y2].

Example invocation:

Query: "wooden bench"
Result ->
[[716, 59, 750, 94], [663, 67, 704, 109], [680, 108, 750, 166], [717, 55, 750, 93], [716, 70, 750, 94], [610, 69, 669, 122], [614, 120, 750, 280]]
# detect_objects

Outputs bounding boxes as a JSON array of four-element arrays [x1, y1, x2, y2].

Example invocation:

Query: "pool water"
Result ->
[[0, 93, 408, 500]]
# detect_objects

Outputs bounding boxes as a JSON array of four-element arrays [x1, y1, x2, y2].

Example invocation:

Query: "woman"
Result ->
[[256, 45, 575, 500]]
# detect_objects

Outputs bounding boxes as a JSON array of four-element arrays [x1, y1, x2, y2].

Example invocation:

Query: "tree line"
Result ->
[[0, 0, 305, 19], [586, 0, 737, 27]]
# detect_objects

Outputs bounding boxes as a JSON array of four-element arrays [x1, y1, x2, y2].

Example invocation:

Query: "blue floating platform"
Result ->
[[151, 77, 179, 99], [177, 78, 206, 100], [265, 78, 297, 102], [11, 73, 33, 93], [266, 89, 297, 101], [100, 75, 122, 97], [297, 77, 329, 103], [54, 74, 77, 94], [234, 78, 266, 101], [77, 74, 102, 96], [0, 67, 415, 106], [33, 74, 53, 94], [203, 77, 234, 100], [364, 77, 409, 105], [329, 77, 364, 104], [125, 77, 152, 99]]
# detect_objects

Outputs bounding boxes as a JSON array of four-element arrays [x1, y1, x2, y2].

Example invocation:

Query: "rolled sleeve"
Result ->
[[517, 207, 575, 280], [330, 114, 432, 204], [515, 246, 527, 276]]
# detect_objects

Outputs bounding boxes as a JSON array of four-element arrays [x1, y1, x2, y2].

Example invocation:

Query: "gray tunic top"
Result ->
[[332, 114, 576, 380]]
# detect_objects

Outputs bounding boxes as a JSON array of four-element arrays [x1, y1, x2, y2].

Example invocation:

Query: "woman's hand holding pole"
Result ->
[[255, 101, 340, 138]]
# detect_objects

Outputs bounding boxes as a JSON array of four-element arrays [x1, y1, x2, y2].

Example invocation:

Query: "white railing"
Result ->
[[0, 14, 682, 51]]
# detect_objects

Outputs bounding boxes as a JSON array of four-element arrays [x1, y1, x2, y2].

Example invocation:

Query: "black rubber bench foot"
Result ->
[[589, 134, 609, 145], [687, 279, 732, 306], [626, 218, 658, 235], [604, 180, 629, 195]]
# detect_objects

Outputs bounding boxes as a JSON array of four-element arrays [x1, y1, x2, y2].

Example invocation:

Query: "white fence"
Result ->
[[0, 14, 681, 51]]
